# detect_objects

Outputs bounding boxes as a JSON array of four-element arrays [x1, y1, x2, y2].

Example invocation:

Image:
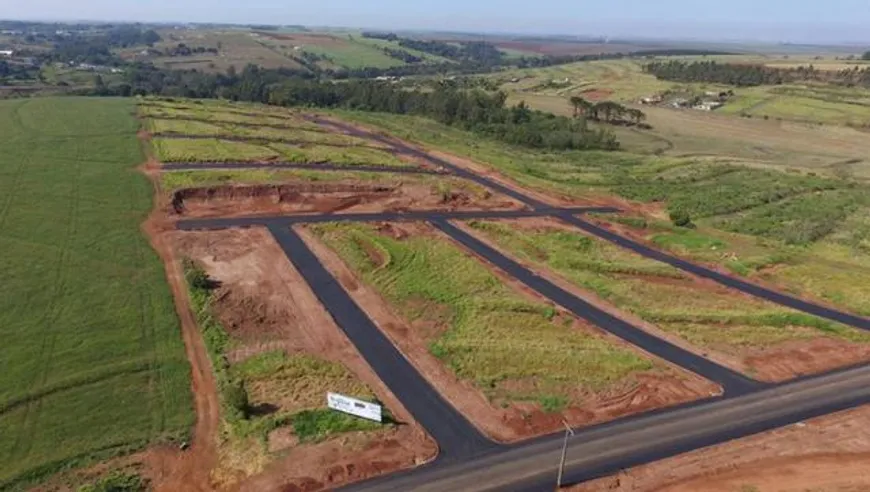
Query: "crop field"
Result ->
[[139, 30, 305, 72], [465, 219, 870, 374], [255, 32, 406, 69], [0, 97, 192, 488], [309, 222, 661, 408]]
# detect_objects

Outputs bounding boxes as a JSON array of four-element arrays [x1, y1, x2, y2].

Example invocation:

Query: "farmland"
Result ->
[[0, 97, 192, 489], [482, 58, 870, 173]]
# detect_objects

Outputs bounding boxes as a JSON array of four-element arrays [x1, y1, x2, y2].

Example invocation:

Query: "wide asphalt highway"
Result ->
[[267, 224, 498, 460], [345, 363, 870, 491], [431, 219, 758, 394]]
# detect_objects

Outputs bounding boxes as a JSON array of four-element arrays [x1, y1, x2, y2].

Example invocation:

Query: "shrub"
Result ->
[[669, 209, 693, 228]]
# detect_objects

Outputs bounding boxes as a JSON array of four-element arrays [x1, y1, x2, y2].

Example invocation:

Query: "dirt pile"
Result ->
[[170, 181, 522, 218]]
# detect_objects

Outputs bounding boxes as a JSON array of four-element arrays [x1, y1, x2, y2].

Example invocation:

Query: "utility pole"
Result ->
[[556, 420, 575, 489]]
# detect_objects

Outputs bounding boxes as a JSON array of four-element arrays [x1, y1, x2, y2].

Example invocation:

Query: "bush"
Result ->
[[78, 472, 146, 492], [669, 209, 693, 228], [183, 258, 212, 290]]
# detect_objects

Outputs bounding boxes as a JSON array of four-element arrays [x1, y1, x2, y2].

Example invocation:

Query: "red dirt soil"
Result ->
[[137, 151, 220, 492], [169, 227, 436, 490], [457, 217, 870, 383], [580, 88, 615, 101], [568, 404, 870, 492], [296, 222, 717, 443], [170, 181, 524, 219]]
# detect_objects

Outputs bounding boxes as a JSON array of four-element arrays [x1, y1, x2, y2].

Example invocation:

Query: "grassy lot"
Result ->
[[182, 262, 385, 480], [151, 137, 281, 163], [160, 169, 490, 199], [310, 222, 658, 408], [147, 118, 386, 148], [0, 97, 192, 489], [329, 110, 870, 239], [619, 218, 870, 317], [466, 220, 870, 357]]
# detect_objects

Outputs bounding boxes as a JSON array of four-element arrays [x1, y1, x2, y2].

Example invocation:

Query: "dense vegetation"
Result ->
[[645, 60, 870, 88], [103, 64, 620, 151], [0, 98, 192, 489]]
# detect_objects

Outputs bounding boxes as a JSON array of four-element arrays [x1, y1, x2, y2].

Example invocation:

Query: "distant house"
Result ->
[[0, 50, 14, 57]]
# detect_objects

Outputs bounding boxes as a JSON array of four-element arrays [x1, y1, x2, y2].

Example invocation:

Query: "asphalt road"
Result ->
[[176, 207, 618, 230], [432, 219, 758, 395], [171, 117, 870, 489], [314, 117, 870, 332], [558, 213, 870, 332], [345, 363, 870, 491], [162, 161, 443, 174], [267, 224, 498, 460], [309, 117, 549, 209]]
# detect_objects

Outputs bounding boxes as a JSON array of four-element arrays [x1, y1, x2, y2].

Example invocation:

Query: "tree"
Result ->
[[569, 96, 592, 118], [143, 29, 161, 47], [669, 209, 693, 228], [626, 108, 646, 125], [863, 51, 870, 61]]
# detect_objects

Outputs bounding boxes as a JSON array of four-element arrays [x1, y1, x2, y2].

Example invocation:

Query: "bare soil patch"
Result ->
[[297, 223, 716, 443], [169, 180, 522, 218], [580, 88, 615, 101], [569, 404, 870, 492], [168, 227, 435, 490]]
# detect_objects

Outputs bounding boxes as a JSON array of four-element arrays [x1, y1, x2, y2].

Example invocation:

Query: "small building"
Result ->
[[0, 50, 14, 57]]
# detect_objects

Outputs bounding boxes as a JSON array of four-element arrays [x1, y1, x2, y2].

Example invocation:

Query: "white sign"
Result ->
[[327, 392, 382, 422]]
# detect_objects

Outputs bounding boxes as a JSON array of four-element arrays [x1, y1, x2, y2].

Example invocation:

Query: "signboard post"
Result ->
[[327, 392, 383, 423]]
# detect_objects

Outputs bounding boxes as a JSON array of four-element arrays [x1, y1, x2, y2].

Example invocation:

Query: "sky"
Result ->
[[5, 0, 870, 44]]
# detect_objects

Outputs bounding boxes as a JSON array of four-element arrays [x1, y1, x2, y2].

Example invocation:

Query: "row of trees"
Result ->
[[645, 59, 870, 88], [91, 63, 620, 151], [568, 96, 647, 125]]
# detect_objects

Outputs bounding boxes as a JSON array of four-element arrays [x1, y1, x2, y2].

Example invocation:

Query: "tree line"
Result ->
[[568, 96, 647, 126], [88, 63, 620, 151], [645, 59, 870, 88]]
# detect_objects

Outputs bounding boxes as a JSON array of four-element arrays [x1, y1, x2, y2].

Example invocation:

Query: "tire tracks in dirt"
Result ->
[[138, 135, 219, 492]]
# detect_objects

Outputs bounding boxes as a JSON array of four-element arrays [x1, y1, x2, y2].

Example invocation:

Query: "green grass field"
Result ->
[[0, 97, 192, 489], [310, 222, 659, 408], [485, 57, 870, 173], [466, 220, 869, 357]]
